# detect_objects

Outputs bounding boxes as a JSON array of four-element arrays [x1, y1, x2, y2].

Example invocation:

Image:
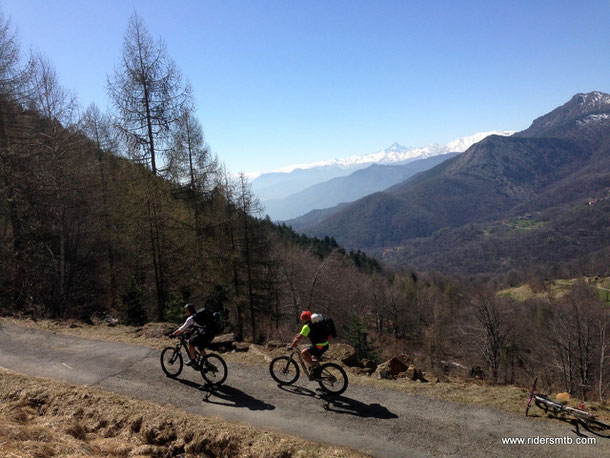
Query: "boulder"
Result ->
[[266, 340, 284, 349], [209, 333, 236, 352], [326, 343, 360, 367], [232, 341, 251, 352], [350, 367, 371, 376], [90, 311, 119, 326], [469, 366, 485, 380], [362, 359, 378, 372], [376, 356, 409, 380], [141, 323, 177, 338], [402, 366, 424, 381]]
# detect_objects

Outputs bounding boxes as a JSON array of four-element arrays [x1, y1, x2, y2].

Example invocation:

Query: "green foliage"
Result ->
[[346, 315, 379, 362], [264, 220, 383, 273], [264, 220, 342, 259], [120, 277, 148, 326], [163, 292, 186, 324], [348, 250, 383, 274]]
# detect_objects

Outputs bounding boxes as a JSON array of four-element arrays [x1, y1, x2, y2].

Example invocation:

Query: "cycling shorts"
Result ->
[[305, 344, 328, 359], [189, 331, 213, 350]]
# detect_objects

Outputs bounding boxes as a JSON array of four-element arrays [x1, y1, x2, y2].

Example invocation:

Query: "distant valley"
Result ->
[[287, 92, 610, 275]]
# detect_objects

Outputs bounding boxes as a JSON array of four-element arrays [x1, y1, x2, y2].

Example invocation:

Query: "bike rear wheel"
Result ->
[[160, 347, 183, 378], [582, 418, 610, 437], [317, 363, 348, 395], [269, 356, 300, 385], [200, 353, 228, 386]]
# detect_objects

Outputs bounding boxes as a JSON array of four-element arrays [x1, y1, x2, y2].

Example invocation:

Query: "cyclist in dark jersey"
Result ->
[[170, 303, 212, 367], [288, 310, 329, 378]]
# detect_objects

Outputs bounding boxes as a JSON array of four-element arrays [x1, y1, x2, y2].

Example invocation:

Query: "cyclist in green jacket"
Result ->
[[288, 310, 328, 378]]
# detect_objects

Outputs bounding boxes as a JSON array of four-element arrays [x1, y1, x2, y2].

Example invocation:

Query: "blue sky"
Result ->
[[2, 0, 609, 175]]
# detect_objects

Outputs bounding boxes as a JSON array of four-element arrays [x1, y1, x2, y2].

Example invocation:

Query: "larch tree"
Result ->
[[83, 103, 121, 308], [107, 11, 191, 176], [107, 12, 192, 320]]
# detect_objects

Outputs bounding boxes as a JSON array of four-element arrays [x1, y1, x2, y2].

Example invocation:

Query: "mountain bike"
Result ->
[[269, 347, 348, 395], [160, 333, 228, 386], [526, 377, 610, 437]]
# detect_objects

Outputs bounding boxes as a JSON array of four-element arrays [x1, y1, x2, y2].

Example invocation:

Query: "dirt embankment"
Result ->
[[0, 367, 363, 458]]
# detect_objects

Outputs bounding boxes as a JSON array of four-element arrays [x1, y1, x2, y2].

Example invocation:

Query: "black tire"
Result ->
[[200, 353, 228, 386], [582, 418, 610, 437], [317, 363, 348, 395], [160, 347, 183, 378], [269, 356, 300, 385]]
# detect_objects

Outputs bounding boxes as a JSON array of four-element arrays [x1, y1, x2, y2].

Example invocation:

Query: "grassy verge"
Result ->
[[0, 367, 363, 458], [498, 277, 609, 302]]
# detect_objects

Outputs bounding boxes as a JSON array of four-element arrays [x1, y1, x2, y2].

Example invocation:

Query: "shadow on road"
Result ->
[[176, 378, 275, 411], [278, 384, 398, 419]]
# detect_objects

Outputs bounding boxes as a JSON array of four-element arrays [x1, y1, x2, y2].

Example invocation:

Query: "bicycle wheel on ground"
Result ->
[[269, 356, 300, 385], [160, 347, 183, 378], [200, 353, 228, 386], [582, 418, 610, 437], [317, 363, 348, 395]]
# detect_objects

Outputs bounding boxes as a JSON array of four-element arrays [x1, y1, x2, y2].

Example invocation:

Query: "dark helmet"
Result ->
[[184, 303, 196, 315]]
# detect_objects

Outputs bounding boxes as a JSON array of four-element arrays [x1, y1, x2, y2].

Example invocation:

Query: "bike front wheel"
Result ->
[[317, 363, 348, 395], [200, 353, 228, 386], [160, 347, 183, 378], [269, 356, 300, 385]]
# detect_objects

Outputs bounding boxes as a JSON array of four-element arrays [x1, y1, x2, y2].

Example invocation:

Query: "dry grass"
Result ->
[[498, 277, 610, 302], [4, 317, 609, 423], [0, 367, 365, 458]]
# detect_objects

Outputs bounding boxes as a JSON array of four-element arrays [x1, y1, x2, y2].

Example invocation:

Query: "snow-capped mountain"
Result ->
[[252, 131, 514, 201], [270, 131, 515, 174]]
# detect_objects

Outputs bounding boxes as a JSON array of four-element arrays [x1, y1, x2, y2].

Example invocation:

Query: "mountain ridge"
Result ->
[[293, 91, 610, 274], [252, 131, 514, 201]]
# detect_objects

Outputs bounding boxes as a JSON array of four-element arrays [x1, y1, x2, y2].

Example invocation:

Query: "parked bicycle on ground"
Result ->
[[526, 377, 610, 437], [269, 346, 348, 395], [161, 333, 228, 386]]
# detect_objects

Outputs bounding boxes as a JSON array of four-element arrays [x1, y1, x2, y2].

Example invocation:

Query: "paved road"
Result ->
[[0, 322, 607, 457]]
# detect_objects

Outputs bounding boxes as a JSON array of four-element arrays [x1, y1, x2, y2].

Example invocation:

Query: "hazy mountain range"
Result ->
[[287, 91, 610, 274], [254, 131, 513, 219]]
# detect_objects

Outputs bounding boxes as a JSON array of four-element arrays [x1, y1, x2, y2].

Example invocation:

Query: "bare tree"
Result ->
[[168, 108, 217, 190], [107, 13, 192, 319], [468, 291, 514, 382], [107, 12, 191, 175], [27, 56, 97, 316], [83, 103, 120, 308], [599, 309, 609, 401]]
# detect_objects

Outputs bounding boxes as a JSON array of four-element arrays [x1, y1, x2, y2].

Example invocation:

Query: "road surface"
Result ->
[[0, 322, 607, 457]]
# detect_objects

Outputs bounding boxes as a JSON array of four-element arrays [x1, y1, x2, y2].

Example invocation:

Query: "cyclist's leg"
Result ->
[[194, 332, 213, 357], [312, 346, 328, 376], [304, 345, 327, 369], [301, 346, 316, 366], [187, 334, 201, 360]]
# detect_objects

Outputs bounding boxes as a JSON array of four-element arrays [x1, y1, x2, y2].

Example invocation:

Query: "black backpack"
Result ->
[[309, 317, 337, 343], [193, 308, 223, 336]]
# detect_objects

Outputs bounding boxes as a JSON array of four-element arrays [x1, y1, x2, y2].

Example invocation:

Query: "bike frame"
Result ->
[[288, 347, 312, 378], [527, 377, 599, 423], [173, 334, 202, 364]]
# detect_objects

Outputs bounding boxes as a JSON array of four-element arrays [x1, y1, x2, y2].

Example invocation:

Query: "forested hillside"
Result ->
[[0, 11, 387, 342], [302, 92, 610, 276]]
